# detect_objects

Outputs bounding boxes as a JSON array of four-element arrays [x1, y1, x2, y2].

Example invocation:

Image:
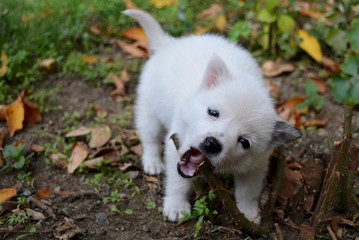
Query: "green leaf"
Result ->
[[341, 55, 359, 76], [326, 29, 347, 55], [277, 14, 296, 33], [257, 9, 277, 23], [228, 21, 251, 42], [14, 156, 26, 169], [265, 0, 280, 11], [124, 209, 133, 215], [329, 75, 350, 104], [146, 201, 156, 210], [28, 226, 37, 234], [304, 82, 323, 111], [3, 145, 17, 159], [347, 19, 359, 51], [349, 81, 359, 105]]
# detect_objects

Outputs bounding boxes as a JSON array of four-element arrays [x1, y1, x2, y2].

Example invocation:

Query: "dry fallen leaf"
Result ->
[[121, 28, 150, 58], [89, 125, 112, 149], [303, 119, 327, 128], [0, 105, 6, 120], [300, 8, 323, 20], [321, 56, 340, 74], [39, 58, 55, 70], [122, 28, 148, 46], [23, 97, 42, 124], [81, 55, 97, 64], [130, 144, 143, 156], [6, 98, 25, 137], [145, 175, 161, 191], [117, 40, 148, 58], [67, 142, 89, 174], [261, 61, 295, 77], [299, 4, 331, 25], [0, 51, 8, 77], [109, 70, 130, 97], [119, 162, 135, 171], [65, 126, 91, 138], [89, 24, 101, 35], [278, 166, 304, 205], [297, 29, 323, 62], [119, 129, 140, 146], [91, 147, 120, 164], [50, 153, 68, 169], [36, 188, 54, 200], [84, 157, 105, 169], [150, 0, 176, 8], [198, 4, 223, 19], [31, 144, 45, 153], [94, 105, 108, 118], [26, 208, 46, 221], [214, 14, 227, 32], [193, 26, 211, 35], [1, 90, 42, 136], [125, 0, 139, 9], [300, 224, 316, 240], [277, 97, 306, 128], [306, 73, 327, 94], [53, 218, 81, 240], [0, 188, 17, 204]]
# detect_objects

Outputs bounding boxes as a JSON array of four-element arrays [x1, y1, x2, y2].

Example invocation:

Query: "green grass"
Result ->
[[0, 0, 129, 101]]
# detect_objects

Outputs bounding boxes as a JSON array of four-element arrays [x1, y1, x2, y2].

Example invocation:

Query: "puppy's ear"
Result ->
[[270, 121, 302, 147], [201, 55, 230, 89]]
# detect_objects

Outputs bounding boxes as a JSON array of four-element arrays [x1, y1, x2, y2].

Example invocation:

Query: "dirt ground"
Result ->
[[0, 59, 358, 240]]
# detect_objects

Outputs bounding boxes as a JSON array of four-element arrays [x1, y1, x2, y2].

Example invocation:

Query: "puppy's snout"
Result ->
[[200, 136, 222, 155]]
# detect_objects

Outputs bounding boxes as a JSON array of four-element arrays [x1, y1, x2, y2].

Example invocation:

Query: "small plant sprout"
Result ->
[[181, 190, 218, 237], [0, 144, 34, 181], [103, 190, 122, 204], [111, 205, 133, 216], [146, 201, 156, 210]]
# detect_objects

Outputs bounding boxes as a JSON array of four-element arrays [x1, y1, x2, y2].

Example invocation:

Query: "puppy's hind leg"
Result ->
[[136, 104, 165, 175]]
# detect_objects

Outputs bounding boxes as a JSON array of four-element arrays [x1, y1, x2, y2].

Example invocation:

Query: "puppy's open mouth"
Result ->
[[177, 148, 208, 178]]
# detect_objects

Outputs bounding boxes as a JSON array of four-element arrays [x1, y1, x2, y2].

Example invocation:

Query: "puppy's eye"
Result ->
[[238, 136, 251, 149], [207, 107, 219, 118]]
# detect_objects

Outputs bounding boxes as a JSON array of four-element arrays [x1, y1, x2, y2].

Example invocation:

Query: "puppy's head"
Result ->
[[176, 55, 301, 177]]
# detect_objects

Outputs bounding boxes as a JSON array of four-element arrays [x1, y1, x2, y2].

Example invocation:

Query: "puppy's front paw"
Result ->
[[142, 156, 165, 175], [163, 197, 191, 222], [237, 203, 261, 225], [143, 161, 164, 175]]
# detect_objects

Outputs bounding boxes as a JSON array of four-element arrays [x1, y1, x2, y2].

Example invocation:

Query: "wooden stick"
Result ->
[[311, 105, 355, 227]]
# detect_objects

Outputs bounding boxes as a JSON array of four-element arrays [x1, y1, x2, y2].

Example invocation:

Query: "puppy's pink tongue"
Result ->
[[177, 148, 206, 178]]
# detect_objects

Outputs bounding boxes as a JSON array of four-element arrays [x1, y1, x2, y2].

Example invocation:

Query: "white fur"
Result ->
[[123, 10, 299, 225]]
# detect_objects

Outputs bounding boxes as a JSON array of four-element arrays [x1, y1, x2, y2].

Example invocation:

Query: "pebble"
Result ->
[[142, 225, 149, 232], [95, 212, 110, 226]]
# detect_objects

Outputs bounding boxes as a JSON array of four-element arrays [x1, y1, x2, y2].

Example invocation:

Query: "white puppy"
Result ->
[[123, 9, 301, 224]]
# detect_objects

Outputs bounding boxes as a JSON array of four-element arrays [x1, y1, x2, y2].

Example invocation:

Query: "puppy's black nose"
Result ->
[[200, 136, 222, 155]]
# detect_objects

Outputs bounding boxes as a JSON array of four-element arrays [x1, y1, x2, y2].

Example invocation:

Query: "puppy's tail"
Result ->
[[122, 9, 171, 51]]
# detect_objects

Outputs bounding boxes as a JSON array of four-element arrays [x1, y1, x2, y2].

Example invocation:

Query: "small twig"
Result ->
[[274, 223, 284, 240], [29, 196, 56, 220], [270, 148, 286, 210], [338, 105, 353, 209], [326, 225, 338, 240]]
